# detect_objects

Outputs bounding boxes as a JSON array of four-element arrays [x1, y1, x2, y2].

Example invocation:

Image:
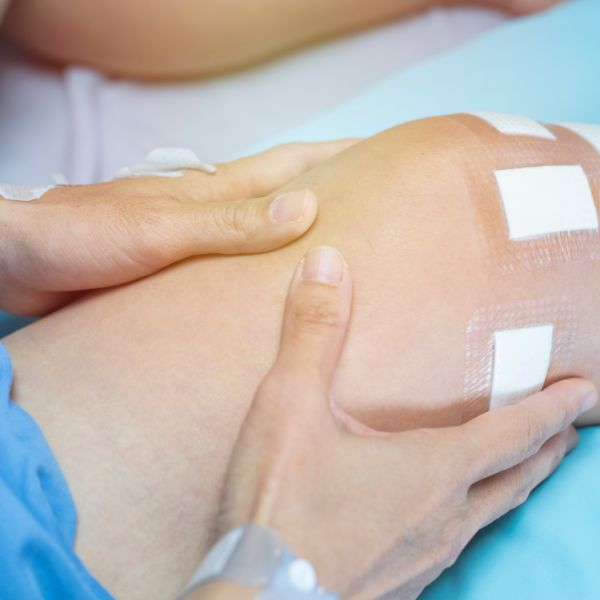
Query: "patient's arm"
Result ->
[[4, 115, 600, 600], [2, 0, 559, 79]]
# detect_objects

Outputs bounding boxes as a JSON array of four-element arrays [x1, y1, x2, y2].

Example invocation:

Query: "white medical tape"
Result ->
[[490, 324, 553, 410], [469, 112, 556, 140], [116, 147, 217, 179], [555, 122, 600, 154], [464, 299, 576, 410], [0, 183, 55, 201], [494, 164, 598, 240]]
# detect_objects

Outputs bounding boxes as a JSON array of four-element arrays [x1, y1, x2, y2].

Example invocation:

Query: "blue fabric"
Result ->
[[0, 344, 113, 599], [246, 2, 600, 598]]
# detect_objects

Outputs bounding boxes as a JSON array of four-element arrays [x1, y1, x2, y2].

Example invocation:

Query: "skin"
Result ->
[[0, 140, 355, 315], [3, 115, 600, 599], [188, 247, 592, 600], [1, 0, 563, 79]]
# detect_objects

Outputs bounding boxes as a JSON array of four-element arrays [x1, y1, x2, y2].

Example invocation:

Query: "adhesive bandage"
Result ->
[[555, 123, 600, 154], [495, 165, 598, 240], [464, 299, 576, 410], [0, 183, 55, 201], [461, 139, 600, 272], [116, 147, 217, 179], [490, 325, 553, 409], [468, 112, 556, 140]]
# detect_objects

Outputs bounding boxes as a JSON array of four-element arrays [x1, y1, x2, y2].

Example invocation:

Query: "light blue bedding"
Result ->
[[1, 1, 599, 597], [247, 1, 600, 598], [250, 0, 600, 149]]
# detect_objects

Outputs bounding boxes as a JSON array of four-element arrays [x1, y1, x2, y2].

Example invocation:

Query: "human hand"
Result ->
[[0, 141, 354, 316], [218, 245, 597, 599]]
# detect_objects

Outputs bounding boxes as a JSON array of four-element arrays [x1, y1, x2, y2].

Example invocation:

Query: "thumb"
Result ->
[[180, 188, 319, 255], [251, 246, 352, 428]]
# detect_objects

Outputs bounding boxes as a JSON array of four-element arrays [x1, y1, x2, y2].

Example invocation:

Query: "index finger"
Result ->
[[211, 140, 359, 200], [456, 378, 596, 482]]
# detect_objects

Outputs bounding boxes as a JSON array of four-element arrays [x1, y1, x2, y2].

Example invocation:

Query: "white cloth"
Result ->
[[0, 6, 506, 186]]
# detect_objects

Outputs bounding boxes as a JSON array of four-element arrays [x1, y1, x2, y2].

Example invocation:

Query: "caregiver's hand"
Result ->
[[0, 140, 354, 316], [216, 246, 597, 599]]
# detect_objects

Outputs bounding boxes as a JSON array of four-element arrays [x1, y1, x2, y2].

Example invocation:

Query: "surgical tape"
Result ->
[[467, 112, 556, 140], [0, 174, 67, 201], [555, 122, 600, 154], [464, 299, 576, 410], [181, 524, 337, 599], [0, 183, 55, 201], [455, 116, 600, 273], [116, 147, 217, 179], [495, 164, 598, 240]]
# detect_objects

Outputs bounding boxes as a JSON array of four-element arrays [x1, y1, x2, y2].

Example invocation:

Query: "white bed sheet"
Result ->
[[0, 6, 506, 187]]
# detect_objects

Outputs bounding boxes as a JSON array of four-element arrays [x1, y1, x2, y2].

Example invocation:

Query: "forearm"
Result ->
[[2, 0, 434, 79]]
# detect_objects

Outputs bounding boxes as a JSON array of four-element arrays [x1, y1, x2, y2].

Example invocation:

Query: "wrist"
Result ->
[[181, 524, 337, 600]]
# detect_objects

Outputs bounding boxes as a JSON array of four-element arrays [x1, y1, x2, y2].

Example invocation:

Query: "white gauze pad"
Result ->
[[556, 122, 600, 154], [494, 164, 598, 240], [0, 183, 54, 201], [490, 324, 554, 409], [116, 147, 217, 179], [470, 112, 556, 140]]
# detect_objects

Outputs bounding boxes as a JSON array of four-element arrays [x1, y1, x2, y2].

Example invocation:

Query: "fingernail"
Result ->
[[566, 428, 580, 452], [301, 246, 344, 285], [579, 389, 598, 414], [269, 190, 308, 223]]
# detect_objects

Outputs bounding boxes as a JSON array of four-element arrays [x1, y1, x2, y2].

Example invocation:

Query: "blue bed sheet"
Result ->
[[247, 1, 600, 598]]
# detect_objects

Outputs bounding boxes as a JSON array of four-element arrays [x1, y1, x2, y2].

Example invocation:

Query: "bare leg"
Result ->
[[4, 115, 600, 599]]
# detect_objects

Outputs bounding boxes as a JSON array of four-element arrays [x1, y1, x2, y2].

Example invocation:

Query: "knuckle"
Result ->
[[544, 436, 566, 473], [288, 291, 342, 337], [506, 466, 532, 510], [211, 203, 257, 241], [555, 401, 575, 431], [520, 412, 546, 455], [504, 464, 525, 497]]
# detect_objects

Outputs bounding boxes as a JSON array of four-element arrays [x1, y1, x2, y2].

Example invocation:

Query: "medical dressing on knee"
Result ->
[[116, 147, 217, 179], [455, 113, 599, 410], [456, 113, 600, 273], [464, 299, 576, 410], [468, 112, 556, 140], [555, 123, 600, 154]]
